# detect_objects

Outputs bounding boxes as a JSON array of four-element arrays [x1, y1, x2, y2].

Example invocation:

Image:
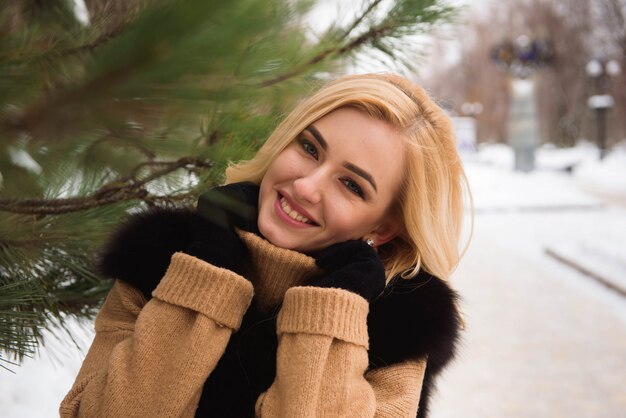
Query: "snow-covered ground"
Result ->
[[430, 142, 626, 417], [1, 141, 625, 417], [466, 141, 626, 295], [0, 320, 94, 418]]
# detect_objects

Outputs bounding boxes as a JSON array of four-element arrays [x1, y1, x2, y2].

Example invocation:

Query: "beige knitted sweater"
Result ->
[[60, 231, 426, 417]]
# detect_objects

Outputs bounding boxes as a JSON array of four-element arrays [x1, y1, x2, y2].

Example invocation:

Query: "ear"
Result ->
[[369, 220, 400, 247]]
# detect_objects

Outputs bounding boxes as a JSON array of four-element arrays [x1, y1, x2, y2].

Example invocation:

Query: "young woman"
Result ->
[[60, 73, 471, 417]]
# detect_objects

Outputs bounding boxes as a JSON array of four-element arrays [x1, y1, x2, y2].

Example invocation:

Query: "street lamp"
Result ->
[[491, 36, 553, 172], [586, 59, 621, 159]]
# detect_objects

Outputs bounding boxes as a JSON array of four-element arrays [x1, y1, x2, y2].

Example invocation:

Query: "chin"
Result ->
[[259, 221, 295, 250], [267, 235, 307, 252], [259, 225, 316, 253]]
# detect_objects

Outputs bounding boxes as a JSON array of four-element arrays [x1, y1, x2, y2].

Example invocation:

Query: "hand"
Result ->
[[187, 182, 260, 273], [196, 182, 260, 234], [311, 240, 386, 302], [185, 213, 248, 274]]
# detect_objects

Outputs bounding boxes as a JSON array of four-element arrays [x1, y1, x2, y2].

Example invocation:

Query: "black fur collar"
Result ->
[[98, 208, 461, 418]]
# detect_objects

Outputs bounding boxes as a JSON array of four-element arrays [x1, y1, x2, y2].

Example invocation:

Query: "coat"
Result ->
[[60, 208, 462, 417]]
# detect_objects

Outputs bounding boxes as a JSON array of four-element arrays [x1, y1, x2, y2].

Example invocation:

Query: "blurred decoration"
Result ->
[[0, 0, 457, 369], [452, 102, 482, 154], [460, 102, 484, 117], [451, 116, 478, 154], [491, 35, 554, 79], [585, 58, 622, 160]]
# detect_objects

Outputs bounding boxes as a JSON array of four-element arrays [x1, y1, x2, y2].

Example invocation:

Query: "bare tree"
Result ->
[[422, 8, 511, 143], [593, 0, 626, 143], [424, 0, 626, 147], [523, 0, 593, 146]]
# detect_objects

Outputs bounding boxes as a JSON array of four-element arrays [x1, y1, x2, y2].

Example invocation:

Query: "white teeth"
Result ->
[[280, 196, 312, 224]]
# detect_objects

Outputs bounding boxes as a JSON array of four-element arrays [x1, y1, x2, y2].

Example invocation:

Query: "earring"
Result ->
[[366, 238, 374, 247]]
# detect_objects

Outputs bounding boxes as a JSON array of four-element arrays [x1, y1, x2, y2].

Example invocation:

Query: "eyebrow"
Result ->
[[305, 126, 327, 150], [304, 125, 378, 193], [344, 162, 377, 192]]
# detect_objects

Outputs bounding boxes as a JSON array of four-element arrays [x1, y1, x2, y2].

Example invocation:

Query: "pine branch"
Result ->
[[341, 0, 385, 39], [258, 0, 454, 87], [85, 131, 158, 160], [4, 63, 134, 137], [0, 157, 212, 215], [256, 1, 386, 88], [0, 281, 45, 368], [257, 22, 399, 87], [57, 26, 124, 58]]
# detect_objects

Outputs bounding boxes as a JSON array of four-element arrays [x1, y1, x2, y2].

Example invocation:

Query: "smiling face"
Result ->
[[257, 107, 405, 253]]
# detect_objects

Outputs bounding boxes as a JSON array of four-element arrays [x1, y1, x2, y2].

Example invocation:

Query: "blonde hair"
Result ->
[[226, 73, 473, 282]]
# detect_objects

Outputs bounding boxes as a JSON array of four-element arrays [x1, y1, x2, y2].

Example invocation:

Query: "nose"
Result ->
[[292, 168, 324, 205]]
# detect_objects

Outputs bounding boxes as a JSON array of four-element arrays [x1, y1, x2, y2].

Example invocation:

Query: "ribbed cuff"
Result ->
[[153, 252, 253, 330], [277, 286, 369, 348]]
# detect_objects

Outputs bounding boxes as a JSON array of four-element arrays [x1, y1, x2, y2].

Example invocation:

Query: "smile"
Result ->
[[280, 196, 314, 224], [274, 192, 319, 227]]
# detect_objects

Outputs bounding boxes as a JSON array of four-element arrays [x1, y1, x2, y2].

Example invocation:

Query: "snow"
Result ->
[[574, 143, 626, 204], [0, 320, 94, 418], [1, 141, 625, 416], [70, 0, 90, 25], [429, 142, 626, 417], [463, 141, 626, 293]]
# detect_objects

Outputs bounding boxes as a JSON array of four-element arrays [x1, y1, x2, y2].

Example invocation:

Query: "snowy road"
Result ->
[[430, 206, 626, 417]]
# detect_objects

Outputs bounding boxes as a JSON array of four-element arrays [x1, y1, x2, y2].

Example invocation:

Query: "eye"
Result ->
[[341, 177, 365, 199], [298, 138, 318, 160]]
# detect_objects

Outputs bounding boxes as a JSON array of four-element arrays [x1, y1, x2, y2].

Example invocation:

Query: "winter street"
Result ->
[[431, 157, 626, 418], [2, 0, 626, 416], [2, 147, 626, 417], [431, 207, 626, 417]]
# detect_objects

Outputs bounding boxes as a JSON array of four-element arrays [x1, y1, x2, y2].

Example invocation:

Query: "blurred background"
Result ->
[[0, 0, 625, 416]]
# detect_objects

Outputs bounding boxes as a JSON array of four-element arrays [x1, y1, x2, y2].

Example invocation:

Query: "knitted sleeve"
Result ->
[[59, 252, 253, 418], [254, 286, 427, 417]]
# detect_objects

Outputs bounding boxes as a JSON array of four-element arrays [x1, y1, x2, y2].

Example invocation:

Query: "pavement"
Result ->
[[466, 158, 626, 299], [429, 191, 626, 417]]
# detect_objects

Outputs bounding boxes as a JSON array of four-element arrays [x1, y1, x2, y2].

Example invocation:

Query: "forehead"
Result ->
[[311, 107, 404, 191]]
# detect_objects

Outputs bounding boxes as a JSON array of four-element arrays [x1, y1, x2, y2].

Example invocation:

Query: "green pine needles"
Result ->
[[0, 0, 455, 369]]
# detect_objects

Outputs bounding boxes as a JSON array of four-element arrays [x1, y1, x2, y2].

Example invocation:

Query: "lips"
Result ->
[[277, 192, 319, 226]]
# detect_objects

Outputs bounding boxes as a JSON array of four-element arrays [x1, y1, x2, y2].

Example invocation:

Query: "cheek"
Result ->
[[259, 151, 302, 215], [324, 197, 392, 241], [265, 151, 305, 183], [260, 154, 291, 192], [324, 206, 370, 239]]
